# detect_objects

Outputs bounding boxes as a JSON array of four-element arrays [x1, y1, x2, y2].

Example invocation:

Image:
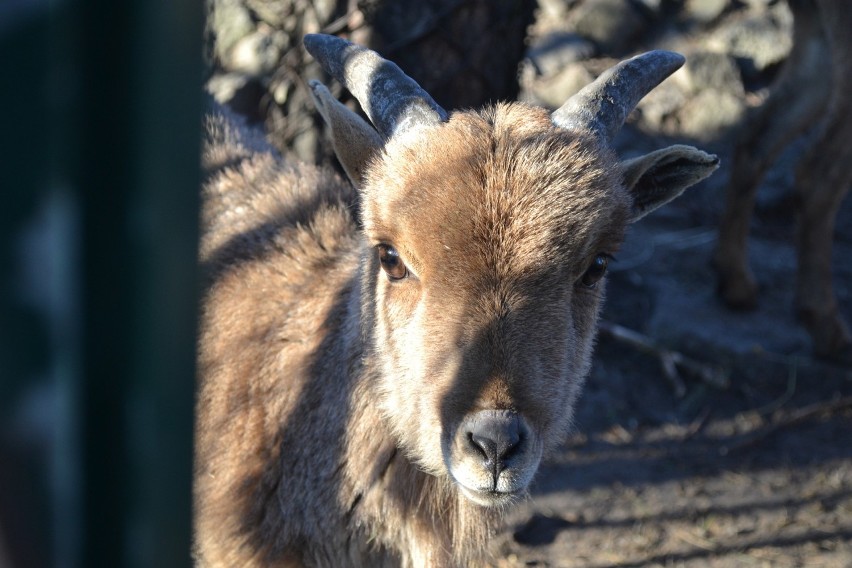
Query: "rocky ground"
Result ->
[[207, 0, 852, 565]]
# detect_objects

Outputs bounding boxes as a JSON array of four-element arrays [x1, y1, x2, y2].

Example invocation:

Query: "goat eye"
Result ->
[[580, 254, 609, 288], [377, 244, 408, 281]]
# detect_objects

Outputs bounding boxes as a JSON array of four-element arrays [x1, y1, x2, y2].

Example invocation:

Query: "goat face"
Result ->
[[362, 105, 628, 505], [305, 34, 719, 506]]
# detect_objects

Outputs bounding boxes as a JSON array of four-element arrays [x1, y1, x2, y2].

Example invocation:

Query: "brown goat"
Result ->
[[714, 0, 852, 361], [194, 35, 719, 567]]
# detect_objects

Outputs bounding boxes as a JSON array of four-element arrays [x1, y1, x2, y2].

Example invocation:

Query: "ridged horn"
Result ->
[[304, 34, 448, 139], [551, 50, 685, 143]]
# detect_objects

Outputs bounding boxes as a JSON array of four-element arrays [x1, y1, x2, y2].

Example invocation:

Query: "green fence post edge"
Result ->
[[1, 0, 203, 566], [76, 0, 203, 566]]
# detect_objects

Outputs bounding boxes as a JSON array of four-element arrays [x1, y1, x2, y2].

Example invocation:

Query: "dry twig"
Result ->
[[728, 395, 852, 452], [598, 320, 730, 397]]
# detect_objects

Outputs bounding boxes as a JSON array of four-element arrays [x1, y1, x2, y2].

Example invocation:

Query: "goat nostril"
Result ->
[[467, 429, 521, 469], [502, 435, 521, 460], [467, 432, 481, 457], [462, 411, 527, 477], [469, 432, 497, 464]]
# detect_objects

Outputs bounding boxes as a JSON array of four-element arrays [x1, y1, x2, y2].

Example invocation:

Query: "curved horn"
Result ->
[[304, 34, 448, 139], [551, 50, 685, 143]]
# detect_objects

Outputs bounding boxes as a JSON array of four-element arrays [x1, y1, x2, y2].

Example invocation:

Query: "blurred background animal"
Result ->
[[713, 0, 852, 362]]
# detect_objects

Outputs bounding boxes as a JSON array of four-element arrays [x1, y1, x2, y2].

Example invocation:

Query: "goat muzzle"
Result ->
[[449, 410, 541, 507]]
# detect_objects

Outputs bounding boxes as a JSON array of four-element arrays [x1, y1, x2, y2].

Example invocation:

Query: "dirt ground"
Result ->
[[489, 124, 852, 566]]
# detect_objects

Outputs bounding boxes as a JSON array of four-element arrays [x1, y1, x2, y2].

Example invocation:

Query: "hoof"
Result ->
[[712, 251, 759, 310], [802, 311, 852, 365], [716, 272, 759, 311]]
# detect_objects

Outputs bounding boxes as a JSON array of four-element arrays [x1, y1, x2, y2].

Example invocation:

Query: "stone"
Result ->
[[528, 62, 595, 108], [707, 12, 792, 73], [573, 0, 647, 54], [685, 51, 743, 95], [526, 32, 596, 77], [677, 88, 745, 141], [227, 30, 283, 76], [683, 0, 729, 24], [210, 0, 255, 63]]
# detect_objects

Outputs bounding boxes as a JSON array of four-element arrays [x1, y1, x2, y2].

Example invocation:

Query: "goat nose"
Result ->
[[465, 411, 522, 474]]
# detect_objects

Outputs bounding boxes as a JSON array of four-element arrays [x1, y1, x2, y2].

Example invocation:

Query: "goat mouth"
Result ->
[[457, 483, 523, 508]]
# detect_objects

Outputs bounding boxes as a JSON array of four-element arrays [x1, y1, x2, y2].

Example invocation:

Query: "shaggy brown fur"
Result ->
[[196, 103, 628, 567], [194, 57, 716, 564]]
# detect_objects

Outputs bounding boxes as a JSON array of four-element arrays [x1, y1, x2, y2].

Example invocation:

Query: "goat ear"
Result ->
[[309, 80, 383, 187], [621, 144, 719, 222]]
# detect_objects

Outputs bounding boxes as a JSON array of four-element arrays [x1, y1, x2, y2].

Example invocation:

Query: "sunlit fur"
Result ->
[[195, 103, 631, 567]]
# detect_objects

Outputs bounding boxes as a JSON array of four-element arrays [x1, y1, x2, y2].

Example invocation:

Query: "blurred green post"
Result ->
[[1, 0, 204, 565]]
